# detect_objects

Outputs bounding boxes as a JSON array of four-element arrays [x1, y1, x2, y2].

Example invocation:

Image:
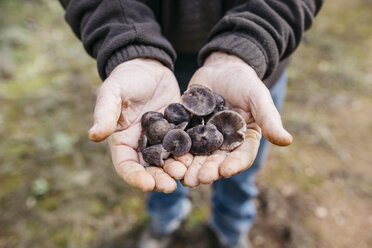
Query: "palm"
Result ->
[[89, 59, 183, 193], [109, 61, 180, 150], [192, 65, 257, 125], [181, 52, 292, 186]]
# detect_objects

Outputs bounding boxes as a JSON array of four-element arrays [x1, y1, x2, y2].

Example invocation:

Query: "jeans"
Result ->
[[147, 54, 288, 246]]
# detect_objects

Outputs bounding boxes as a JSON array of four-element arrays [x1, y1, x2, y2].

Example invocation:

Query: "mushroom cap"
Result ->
[[141, 111, 164, 128], [146, 118, 171, 145], [188, 115, 205, 129], [162, 129, 192, 157], [164, 103, 191, 124], [162, 150, 171, 160], [214, 93, 225, 106], [181, 84, 216, 116], [169, 123, 176, 129], [213, 104, 229, 114], [186, 124, 224, 155], [137, 132, 148, 151], [142, 144, 169, 167], [207, 110, 246, 151], [175, 121, 189, 130], [204, 105, 230, 123]]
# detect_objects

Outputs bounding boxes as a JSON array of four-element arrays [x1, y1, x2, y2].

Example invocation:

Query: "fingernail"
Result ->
[[89, 123, 98, 133], [88, 124, 100, 141], [283, 129, 293, 144]]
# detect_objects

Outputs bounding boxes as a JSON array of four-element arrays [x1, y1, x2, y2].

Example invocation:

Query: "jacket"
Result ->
[[59, 0, 323, 88]]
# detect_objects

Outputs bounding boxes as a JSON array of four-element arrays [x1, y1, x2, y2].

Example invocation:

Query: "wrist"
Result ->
[[203, 52, 257, 75], [116, 57, 165, 68], [110, 58, 169, 76], [104, 44, 174, 80], [204, 52, 248, 68]]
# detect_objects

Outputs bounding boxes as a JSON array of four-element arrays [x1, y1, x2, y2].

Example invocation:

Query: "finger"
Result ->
[[109, 125, 142, 151], [116, 161, 155, 192], [110, 138, 154, 191], [146, 166, 177, 193], [183, 156, 207, 187], [163, 158, 187, 179], [248, 80, 292, 146], [180, 179, 187, 187], [174, 153, 194, 168], [198, 154, 225, 184], [88, 82, 122, 142], [219, 126, 261, 178]]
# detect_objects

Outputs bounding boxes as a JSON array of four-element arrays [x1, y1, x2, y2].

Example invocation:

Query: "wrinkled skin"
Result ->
[[88, 54, 292, 192], [88, 58, 187, 193], [181, 52, 293, 187]]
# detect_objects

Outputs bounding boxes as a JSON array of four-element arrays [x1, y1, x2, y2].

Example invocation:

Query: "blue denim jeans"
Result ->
[[147, 54, 288, 246]]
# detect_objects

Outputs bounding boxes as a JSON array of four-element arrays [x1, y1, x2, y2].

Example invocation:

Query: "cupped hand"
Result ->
[[88, 58, 187, 193], [181, 52, 293, 187]]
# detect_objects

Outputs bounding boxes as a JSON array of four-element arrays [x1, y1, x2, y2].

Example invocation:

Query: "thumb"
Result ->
[[249, 80, 292, 146], [88, 82, 122, 142]]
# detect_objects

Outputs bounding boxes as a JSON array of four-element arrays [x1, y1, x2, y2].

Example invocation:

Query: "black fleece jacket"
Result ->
[[59, 0, 323, 86]]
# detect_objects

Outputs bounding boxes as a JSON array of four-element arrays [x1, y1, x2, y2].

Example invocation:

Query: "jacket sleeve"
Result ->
[[198, 0, 324, 80], [59, 0, 176, 80]]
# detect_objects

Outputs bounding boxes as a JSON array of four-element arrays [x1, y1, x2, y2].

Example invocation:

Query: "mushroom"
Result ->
[[174, 121, 189, 130], [181, 84, 216, 116], [146, 118, 171, 145], [164, 103, 191, 124], [203, 105, 229, 123], [137, 132, 148, 151], [188, 115, 205, 129], [142, 144, 170, 167], [207, 110, 246, 151], [186, 124, 224, 155], [169, 123, 176, 129], [162, 129, 192, 157], [213, 104, 229, 114], [212, 93, 228, 114], [203, 105, 230, 123], [214, 93, 225, 106], [141, 111, 164, 129]]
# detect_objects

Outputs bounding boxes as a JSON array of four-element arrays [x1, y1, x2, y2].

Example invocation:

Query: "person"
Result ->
[[59, 0, 323, 247]]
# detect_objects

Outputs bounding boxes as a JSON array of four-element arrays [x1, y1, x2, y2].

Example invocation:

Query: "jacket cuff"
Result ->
[[102, 44, 174, 79], [198, 33, 270, 79]]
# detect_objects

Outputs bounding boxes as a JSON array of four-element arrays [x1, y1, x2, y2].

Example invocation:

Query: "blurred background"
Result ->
[[0, 0, 371, 247]]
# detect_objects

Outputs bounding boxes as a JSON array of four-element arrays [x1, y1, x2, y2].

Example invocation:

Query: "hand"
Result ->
[[88, 58, 186, 193], [181, 52, 293, 187]]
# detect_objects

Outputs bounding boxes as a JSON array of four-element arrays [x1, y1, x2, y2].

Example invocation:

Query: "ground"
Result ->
[[0, 0, 371, 247]]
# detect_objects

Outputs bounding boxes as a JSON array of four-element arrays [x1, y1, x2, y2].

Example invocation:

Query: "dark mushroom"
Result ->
[[141, 111, 164, 129], [188, 115, 205, 129], [164, 103, 191, 124], [174, 121, 189, 130], [181, 84, 216, 116], [214, 93, 225, 106], [163, 151, 171, 160], [142, 144, 170, 167], [162, 129, 192, 157], [186, 124, 223, 155], [207, 110, 246, 150], [213, 104, 229, 114], [203, 105, 230, 123], [146, 118, 171, 145], [169, 123, 176, 129], [137, 132, 148, 151], [212, 93, 228, 115]]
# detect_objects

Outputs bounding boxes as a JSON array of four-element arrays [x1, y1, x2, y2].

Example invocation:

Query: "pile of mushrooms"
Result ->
[[138, 84, 246, 167]]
